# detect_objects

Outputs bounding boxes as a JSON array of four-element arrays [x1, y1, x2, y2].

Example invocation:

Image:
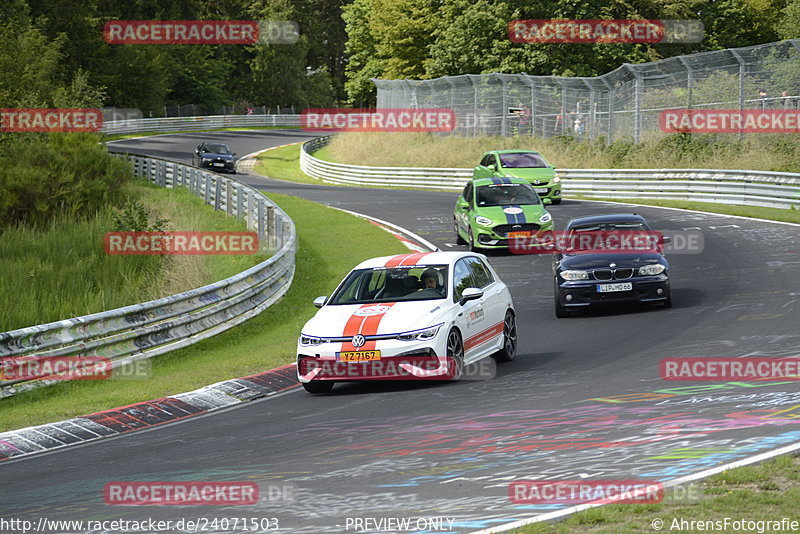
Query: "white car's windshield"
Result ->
[[328, 265, 449, 304]]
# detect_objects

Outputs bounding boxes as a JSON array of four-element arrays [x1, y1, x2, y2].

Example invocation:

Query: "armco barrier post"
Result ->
[[226, 181, 233, 216], [266, 205, 275, 251]]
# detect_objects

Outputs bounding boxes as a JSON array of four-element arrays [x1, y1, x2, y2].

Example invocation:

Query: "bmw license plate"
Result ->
[[337, 350, 381, 361], [597, 283, 633, 293], [212, 162, 225, 167]]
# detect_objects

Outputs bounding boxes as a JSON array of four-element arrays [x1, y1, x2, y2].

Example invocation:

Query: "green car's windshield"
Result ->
[[498, 153, 548, 168], [476, 184, 541, 207], [328, 265, 449, 305]]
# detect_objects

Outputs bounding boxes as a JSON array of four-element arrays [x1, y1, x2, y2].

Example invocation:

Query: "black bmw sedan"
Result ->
[[193, 142, 237, 173], [552, 213, 671, 318]]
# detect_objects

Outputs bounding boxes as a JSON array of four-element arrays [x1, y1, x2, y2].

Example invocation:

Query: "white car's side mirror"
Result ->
[[459, 287, 483, 305], [313, 296, 328, 308]]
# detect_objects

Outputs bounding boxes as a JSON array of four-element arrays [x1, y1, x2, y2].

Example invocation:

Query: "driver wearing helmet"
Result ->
[[420, 268, 443, 294]]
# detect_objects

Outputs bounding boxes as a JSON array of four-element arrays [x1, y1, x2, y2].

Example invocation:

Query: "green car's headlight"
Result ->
[[539, 212, 552, 224], [639, 264, 666, 275], [475, 216, 493, 226], [561, 270, 589, 281], [553, 176, 561, 183]]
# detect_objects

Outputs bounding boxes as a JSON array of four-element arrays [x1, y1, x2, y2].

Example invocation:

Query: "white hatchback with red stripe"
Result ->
[[296, 251, 517, 393]]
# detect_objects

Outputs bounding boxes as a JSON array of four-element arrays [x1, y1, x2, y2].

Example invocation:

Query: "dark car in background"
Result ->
[[193, 142, 237, 173], [553, 213, 671, 317]]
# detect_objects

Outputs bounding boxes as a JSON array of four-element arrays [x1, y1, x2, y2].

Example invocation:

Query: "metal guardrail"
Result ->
[[0, 155, 296, 398], [300, 136, 800, 210], [102, 114, 301, 135]]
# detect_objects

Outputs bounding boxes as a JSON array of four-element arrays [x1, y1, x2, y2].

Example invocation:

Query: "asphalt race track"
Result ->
[[2, 131, 799, 533]]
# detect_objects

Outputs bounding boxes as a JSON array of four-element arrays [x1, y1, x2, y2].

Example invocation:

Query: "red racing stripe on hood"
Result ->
[[384, 252, 432, 267], [340, 303, 397, 351]]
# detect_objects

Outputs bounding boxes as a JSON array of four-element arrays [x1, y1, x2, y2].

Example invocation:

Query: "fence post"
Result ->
[[499, 75, 508, 137], [204, 175, 211, 204], [267, 205, 276, 250], [214, 178, 222, 210], [730, 49, 746, 142]]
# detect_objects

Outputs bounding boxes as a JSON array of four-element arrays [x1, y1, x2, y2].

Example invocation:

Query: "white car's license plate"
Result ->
[[212, 162, 225, 167], [597, 282, 633, 293]]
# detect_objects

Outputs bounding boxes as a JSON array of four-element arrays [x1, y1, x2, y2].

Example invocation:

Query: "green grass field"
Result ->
[[0, 191, 407, 432], [514, 454, 800, 533], [0, 180, 266, 332]]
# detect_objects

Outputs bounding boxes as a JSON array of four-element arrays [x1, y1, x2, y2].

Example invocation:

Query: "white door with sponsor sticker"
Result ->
[[452, 258, 505, 363], [463, 256, 505, 361]]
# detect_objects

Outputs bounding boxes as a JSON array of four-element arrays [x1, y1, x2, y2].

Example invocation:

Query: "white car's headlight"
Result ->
[[539, 212, 552, 223], [639, 264, 666, 275], [396, 323, 444, 342], [299, 334, 325, 346], [553, 176, 561, 183], [560, 270, 589, 281], [475, 216, 493, 226]]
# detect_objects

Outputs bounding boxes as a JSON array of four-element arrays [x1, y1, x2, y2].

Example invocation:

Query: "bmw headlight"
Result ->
[[201, 157, 213, 162], [475, 216, 493, 226], [639, 264, 666, 275], [396, 323, 443, 342], [560, 270, 589, 281], [539, 212, 552, 224], [300, 334, 325, 346], [553, 176, 561, 183]]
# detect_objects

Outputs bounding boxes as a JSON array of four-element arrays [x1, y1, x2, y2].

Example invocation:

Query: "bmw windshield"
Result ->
[[328, 266, 449, 304], [476, 183, 541, 207]]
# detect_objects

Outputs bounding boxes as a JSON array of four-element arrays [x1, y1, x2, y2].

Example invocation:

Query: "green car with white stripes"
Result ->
[[454, 176, 554, 251]]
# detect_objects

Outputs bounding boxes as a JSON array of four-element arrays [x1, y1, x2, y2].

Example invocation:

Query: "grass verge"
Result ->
[[322, 132, 800, 172], [514, 453, 800, 533], [0, 180, 265, 332], [253, 143, 322, 185], [0, 192, 408, 432]]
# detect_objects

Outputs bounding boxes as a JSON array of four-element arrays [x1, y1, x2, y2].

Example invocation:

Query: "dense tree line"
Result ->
[[2, 0, 800, 112]]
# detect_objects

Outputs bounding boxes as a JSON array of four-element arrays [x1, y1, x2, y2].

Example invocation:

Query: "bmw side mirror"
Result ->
[[661, 235, 672, 244], [459, 287, 483, 305], [313, 296, 328, 308]]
